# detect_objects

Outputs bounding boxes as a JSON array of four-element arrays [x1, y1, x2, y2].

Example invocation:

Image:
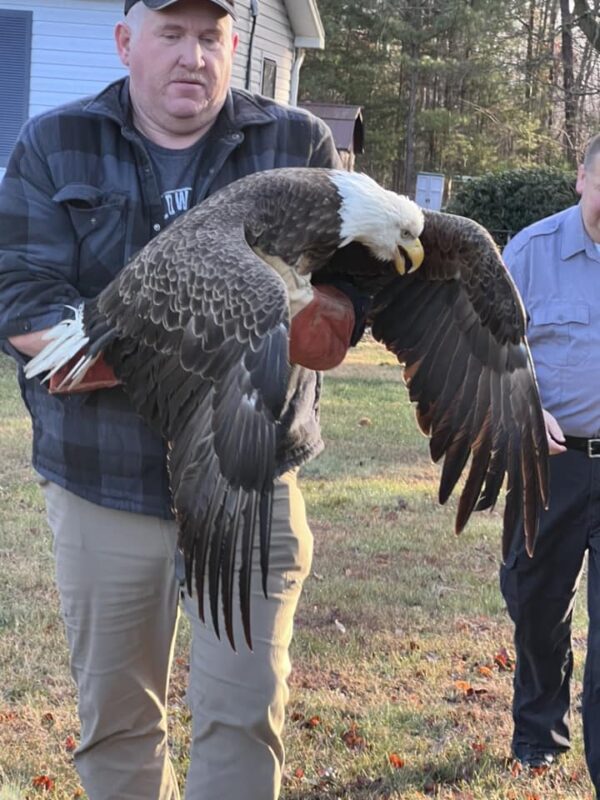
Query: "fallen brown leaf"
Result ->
[[454, 680, 474, 696], [341, 722, 367, 750], [494, 647, 515, 671], [529, 765, 550, 778], [32, 775, 55, 792], [41, 712, 55, 728]]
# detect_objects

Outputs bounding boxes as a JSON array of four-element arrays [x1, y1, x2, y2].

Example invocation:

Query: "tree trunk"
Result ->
[[402, 47, 419, 196], [573, 0, 600, 52], [525, 0, 536, 109], [560, 0, 577, 165]]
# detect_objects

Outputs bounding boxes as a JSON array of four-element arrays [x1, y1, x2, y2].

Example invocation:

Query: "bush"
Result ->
[[445, 168, 578, 246]]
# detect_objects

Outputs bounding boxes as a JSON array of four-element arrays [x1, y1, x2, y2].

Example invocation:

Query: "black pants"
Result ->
[[500, 448, 600, 793]]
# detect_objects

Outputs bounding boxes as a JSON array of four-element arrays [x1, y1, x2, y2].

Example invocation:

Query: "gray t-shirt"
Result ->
[[142, 134, 208, 223]]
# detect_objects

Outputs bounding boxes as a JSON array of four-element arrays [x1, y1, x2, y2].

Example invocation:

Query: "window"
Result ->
[[0, 10, 32, 167], [261, 58, 277, 99]]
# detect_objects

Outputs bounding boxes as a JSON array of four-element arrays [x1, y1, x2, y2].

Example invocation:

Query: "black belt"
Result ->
[[563, 435, 600, 457]]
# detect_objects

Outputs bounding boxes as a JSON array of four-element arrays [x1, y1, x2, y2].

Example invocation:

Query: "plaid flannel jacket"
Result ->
[[0, 78, 341, 517]]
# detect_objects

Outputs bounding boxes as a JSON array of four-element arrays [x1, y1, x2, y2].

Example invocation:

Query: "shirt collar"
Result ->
[[84, 77, 132, 126], [83, 79, 277, 134], [561, 203, 593, 261], [220, 88, 279, 130]]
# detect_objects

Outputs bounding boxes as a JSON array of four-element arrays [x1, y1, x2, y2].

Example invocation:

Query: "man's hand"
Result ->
[[9, 329, 54, 358], [543, 408, 566, 455]]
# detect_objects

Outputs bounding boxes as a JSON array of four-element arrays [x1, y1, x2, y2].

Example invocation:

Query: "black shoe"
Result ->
[[518, 751, 559, 769]]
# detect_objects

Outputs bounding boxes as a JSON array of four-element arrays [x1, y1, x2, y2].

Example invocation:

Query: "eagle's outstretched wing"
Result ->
[[24, 167, 547, 645], [24, 166, 397, 651], [95, 219, 291, 650], [323, 210, 549, 558]]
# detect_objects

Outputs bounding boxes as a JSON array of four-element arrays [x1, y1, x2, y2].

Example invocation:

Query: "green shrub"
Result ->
[[445, 168, 578, 246]]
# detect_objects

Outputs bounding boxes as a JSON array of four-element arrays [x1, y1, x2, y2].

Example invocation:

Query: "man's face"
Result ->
[[576, 152, 600, 244], [116, 0, 238, 143]]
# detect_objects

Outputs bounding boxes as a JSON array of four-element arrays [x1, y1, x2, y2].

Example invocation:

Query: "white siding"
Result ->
[[0, 0, 126, 117], [0, 0, 300, 178], [232, 0, 294, 104], [0, 0, 297, 116]]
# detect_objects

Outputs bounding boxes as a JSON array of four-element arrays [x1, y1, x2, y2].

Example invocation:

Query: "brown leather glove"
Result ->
[[289, 285, 355, 371], [47, 287, 356, 388], [49, 352, 120, 394]]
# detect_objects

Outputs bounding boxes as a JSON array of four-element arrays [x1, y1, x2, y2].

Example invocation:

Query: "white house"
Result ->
[[0, 0, 325, 177]]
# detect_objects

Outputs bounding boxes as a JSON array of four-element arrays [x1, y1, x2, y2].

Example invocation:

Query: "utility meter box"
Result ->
[[415, 172, 445, 211]]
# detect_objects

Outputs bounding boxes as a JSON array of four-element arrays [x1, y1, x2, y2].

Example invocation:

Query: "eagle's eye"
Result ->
[[401, 229, 412, 239]]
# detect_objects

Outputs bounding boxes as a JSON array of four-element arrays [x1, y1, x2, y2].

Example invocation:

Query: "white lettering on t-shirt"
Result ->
[[163, 187, 193, 220]]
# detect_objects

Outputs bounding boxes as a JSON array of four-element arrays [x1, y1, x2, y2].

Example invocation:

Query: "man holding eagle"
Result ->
[[0, 0, 549, 798]]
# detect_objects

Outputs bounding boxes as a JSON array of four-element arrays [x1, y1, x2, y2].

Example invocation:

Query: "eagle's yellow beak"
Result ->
[[394, 238, 425, 275]]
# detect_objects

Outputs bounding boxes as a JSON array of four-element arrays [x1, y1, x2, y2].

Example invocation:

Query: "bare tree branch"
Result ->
[[573, 0, 600, 52]]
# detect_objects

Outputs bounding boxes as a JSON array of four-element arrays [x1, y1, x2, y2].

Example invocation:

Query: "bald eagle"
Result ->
[[25, 167, 548, 649]]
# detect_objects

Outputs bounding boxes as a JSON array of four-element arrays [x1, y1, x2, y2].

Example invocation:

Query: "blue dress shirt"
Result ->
[[503, 203, 600, 437]]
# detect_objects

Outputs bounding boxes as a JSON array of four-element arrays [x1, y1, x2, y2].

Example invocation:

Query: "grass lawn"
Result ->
[[0, 339, 593, 799]]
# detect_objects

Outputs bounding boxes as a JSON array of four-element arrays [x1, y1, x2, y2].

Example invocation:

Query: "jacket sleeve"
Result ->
[[307, 116, 344, 171], [0, 119, 83, 345]]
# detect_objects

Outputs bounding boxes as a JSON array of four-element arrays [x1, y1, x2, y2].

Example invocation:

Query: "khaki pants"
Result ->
[[43, 472, 313, 800]]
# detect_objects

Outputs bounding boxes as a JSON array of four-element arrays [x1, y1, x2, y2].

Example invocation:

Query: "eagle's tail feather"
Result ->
[[24, 304, 91, 385], [55, 352, 97, 390]]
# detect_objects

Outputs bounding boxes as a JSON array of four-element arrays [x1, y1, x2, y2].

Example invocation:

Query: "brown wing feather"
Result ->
[[330, 211, 549, 558], [74, 168, 346, 650], [96, 210, 291, 650]]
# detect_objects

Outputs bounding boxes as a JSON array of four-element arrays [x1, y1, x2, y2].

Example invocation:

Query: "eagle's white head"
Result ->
[[330, 171, 425, 274]]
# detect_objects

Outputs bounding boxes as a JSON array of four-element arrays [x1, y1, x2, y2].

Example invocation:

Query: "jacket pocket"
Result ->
[[529, 301, 590, 366], [53, 184, 128, 296]]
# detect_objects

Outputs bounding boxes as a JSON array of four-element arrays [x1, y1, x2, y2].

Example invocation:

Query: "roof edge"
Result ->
[[283, 0, 325, 49]]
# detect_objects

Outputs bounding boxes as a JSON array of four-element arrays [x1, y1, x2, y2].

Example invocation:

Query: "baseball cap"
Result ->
[[124, 0, 236, 20]]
